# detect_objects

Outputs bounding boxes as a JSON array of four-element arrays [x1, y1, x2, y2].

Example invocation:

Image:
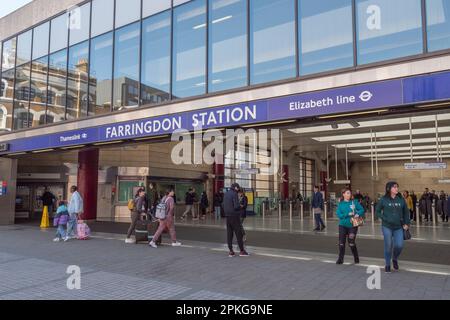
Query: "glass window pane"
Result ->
[[47, 49, 67, 124], [91, 0, 114, 37], [208, 0, 247, 92], [0, 69, 15, 130], [69, 3, 91, 46], [143, 0, 171, 18], [17, 30, 32, 66], [2, 38, 16, 71], [30, 56, 49, 127], [33, 22, 50, 60], [174, 0, 193, 6], [299, 0, 353, 75], [172, 0, 207, 99], [427, 0, 450, 52], [141, 11, 171, 105], [89, 32, 113, 116], [250, 0, 296, 85], [113, 22, 140, 111], [50, 13, 69, 53], [115, 0, 141, 29], [67, 41, 89, 120], [356, 0, 423, 65], [14, 63, 32, 130]]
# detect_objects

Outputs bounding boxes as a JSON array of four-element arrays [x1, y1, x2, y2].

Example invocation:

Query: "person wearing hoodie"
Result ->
[[312, 186, 326, 231], [335, 188, 365, 265], [376, 181, 411, 273], [223, 183, 249, 257]]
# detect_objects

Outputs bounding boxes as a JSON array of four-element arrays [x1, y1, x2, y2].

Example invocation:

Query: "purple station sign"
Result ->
[[267, 80, 403, 121], [3, 70, 450, 154]]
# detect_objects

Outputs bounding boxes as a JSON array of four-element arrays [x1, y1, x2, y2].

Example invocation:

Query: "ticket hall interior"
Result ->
[[6, 107, 450, 243]]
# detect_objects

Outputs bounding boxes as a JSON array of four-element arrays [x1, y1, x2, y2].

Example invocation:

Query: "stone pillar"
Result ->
[[0, 158, 18, 225], [77, 148, 99, 220]]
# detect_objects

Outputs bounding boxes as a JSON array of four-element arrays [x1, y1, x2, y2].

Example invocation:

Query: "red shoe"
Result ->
[[228, 251, 235, 257]]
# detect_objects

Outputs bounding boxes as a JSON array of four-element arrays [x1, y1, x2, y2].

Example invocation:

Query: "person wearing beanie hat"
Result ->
[[223, 183, 248, 257], [376, 181, 411, 273]]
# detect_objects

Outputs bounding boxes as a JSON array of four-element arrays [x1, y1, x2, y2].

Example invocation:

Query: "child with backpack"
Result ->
[[53, 201, 70, 242], [149, 188, 181, 248]]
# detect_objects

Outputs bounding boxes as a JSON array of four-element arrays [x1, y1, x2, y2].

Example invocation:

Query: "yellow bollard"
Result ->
[[40, 205, 50, 228]]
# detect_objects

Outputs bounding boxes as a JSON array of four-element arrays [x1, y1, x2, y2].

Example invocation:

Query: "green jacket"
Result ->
[[336, 200, 365, 228], [376, 195, 411, 230]]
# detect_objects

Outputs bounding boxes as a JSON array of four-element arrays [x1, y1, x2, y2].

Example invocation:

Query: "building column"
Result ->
[[0, 158, 17, 225], [213, 154, 225, 194], [77, 148, 99, 220], [282, 165, 289, 200]]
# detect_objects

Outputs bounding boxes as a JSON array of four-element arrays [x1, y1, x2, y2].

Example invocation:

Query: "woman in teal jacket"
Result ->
[[335, 187, 365, 264]]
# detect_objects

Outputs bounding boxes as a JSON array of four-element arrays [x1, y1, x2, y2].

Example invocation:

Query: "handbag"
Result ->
[[401, 219, 411, 240], [350, 201, 364, 227]]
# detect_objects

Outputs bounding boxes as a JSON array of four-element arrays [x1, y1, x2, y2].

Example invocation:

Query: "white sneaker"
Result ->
[[171, 242, 182, 247], [149, 241, 158, 248], [53, 237, 61, 242], [63, 236, 70, 242], [125, 238, 135, 244]]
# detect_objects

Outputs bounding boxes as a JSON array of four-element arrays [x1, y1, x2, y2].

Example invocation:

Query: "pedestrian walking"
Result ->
[[125, 188, 147, 244], [335, 188, 365, 264], [65, 186, 83, 241], [376, 181, 411, 273], [53, 201, 69, 242], [223, 183, 248, 257], [213, 192, 223, 220], [149, 189, 181, 248], [312, 186, 326, 231], [200, 191, 209, 220], [181, 188, 198, 220], [238, 188, 248, 243]]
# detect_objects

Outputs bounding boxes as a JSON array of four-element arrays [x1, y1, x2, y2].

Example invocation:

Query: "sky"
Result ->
[[0, 0, 33, 19]]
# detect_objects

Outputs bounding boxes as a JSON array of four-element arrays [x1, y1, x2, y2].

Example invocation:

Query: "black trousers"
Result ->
[[226, 216, 244, 252], [338, 225, 359, 262]]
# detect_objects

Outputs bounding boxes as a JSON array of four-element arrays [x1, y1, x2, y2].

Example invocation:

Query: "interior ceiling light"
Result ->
[[360, 150, 450, 158], [349, 144, 450, 154], [312, 126, 450, 142], [333, 136, 450, 148], [288, 113, 450, 134]]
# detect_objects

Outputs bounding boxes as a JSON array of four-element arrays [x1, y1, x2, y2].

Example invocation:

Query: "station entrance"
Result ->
[[10, 107, 450, 243]]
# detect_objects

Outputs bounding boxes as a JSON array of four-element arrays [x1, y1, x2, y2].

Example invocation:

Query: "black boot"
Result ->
[[350, 246, 359, 264], [336, 245, 345, 264]]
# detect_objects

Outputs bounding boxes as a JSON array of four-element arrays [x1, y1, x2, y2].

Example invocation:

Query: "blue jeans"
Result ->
[[314, 213, 325, 229], [56, 224, 66, 239], [381, 226, 404, 266], [215, 206, 221, 219], [66, 213, 78, 237]]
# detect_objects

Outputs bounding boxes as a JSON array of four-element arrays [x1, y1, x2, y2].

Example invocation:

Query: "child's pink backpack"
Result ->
[[77, 221, 91, 240]]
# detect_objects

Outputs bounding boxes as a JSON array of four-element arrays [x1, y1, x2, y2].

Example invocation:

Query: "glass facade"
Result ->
[[67, 41, 89, 120], [208, 0, 247, 92], [32, 22, 50, 60], [47, 50, 67, 124], [16, 31, 32, 67], [30, 56, 49, 127], [426, 0, 450, 52], [91, 0, 114, 37], [250, 0, 296, 84], [141, 12, 171, 105], [299, 0, 354, 75], [0, 0, 448, 132], [172, 0, 207, 99], [69, 3, 91, 46], [113, 22, 140, 111], [356, 0, 423, 65], [89, 32, 113, 116]]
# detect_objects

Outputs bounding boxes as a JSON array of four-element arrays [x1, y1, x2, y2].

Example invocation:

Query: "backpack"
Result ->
[[155, 197, 169, 220], [127, 199, 135, 211]]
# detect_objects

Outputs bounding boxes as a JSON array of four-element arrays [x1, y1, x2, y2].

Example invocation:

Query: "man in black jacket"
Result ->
[[223, 183, 248, 257], [181, 188, 197, 220], [42, 187, 56, 215]]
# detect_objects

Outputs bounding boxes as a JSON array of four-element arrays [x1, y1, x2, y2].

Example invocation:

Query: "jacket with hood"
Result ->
[[223, 184, 241, 217], [376, 181, 411, 230]]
